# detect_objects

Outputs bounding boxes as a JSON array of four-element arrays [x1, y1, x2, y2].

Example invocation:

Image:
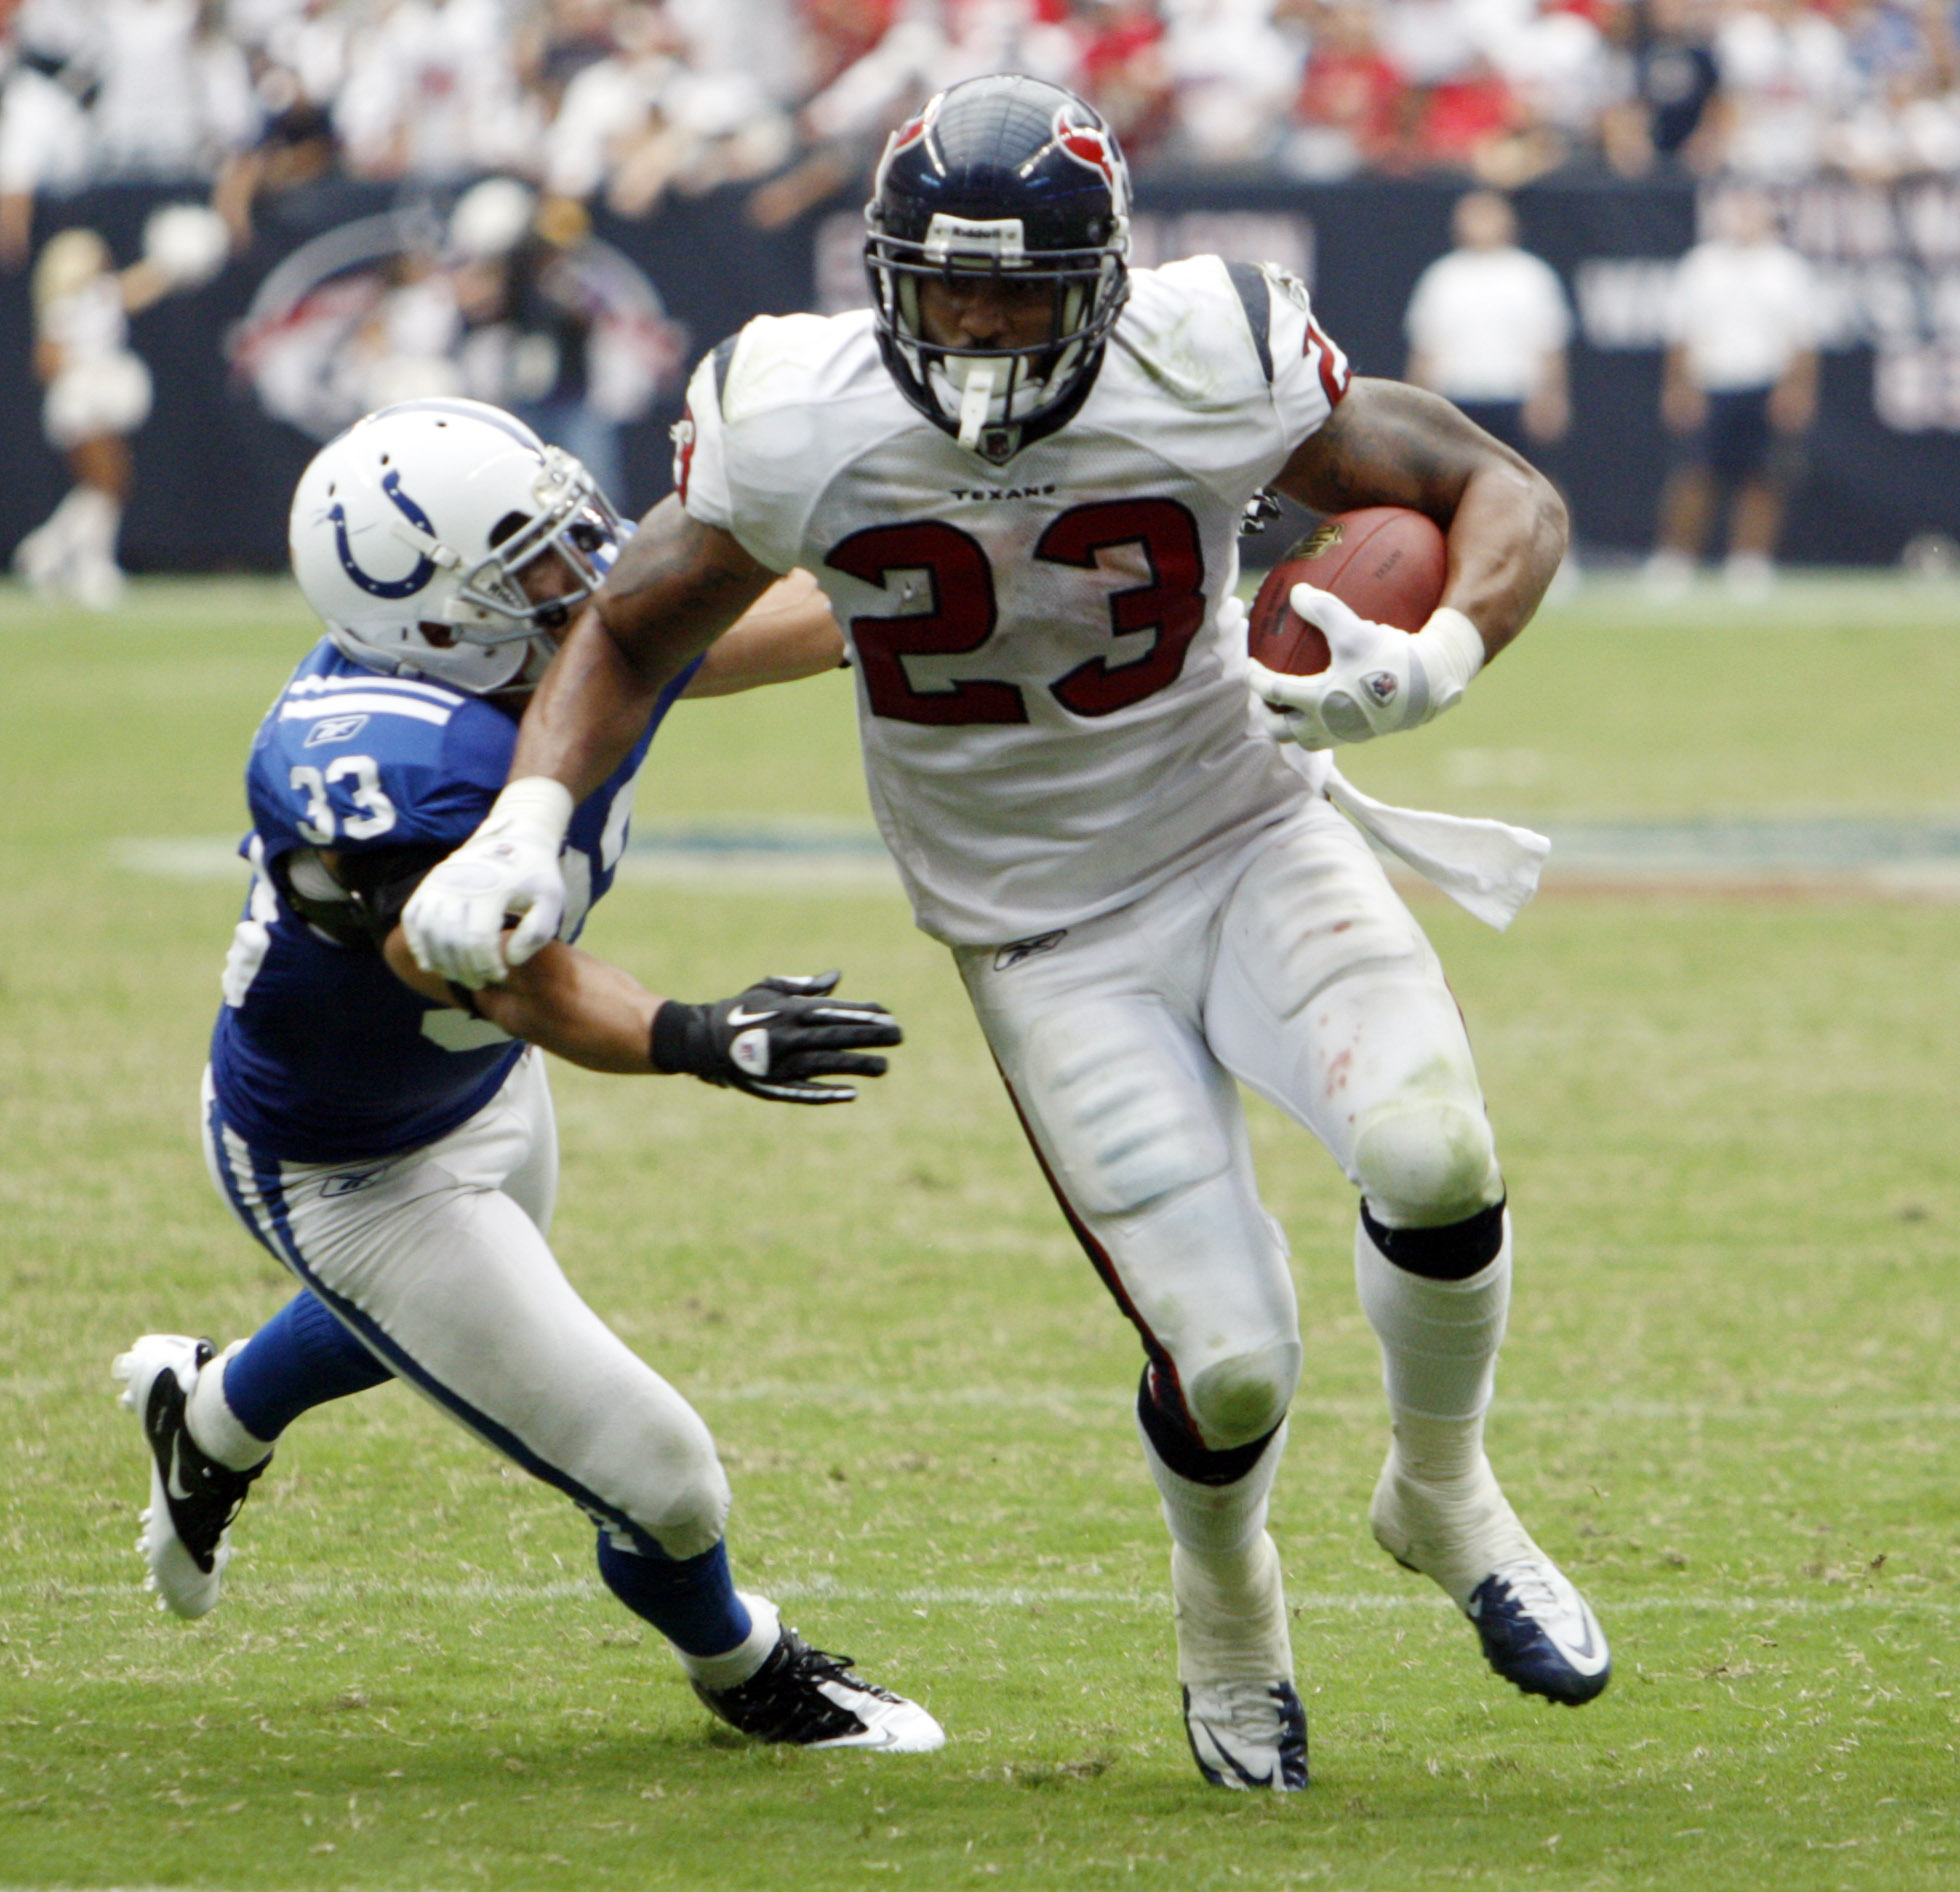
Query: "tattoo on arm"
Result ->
[[1273, 377, 1568, 657], [1276, 379, 1502, 519], [508, 500, 777, 794], [595, 497, 776, 688]]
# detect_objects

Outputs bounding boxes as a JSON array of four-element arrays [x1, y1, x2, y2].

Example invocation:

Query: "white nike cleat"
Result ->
[[1371, 1450, 1610, 1706], [692, 1610, 944, 1752], [112, 1334, 268, 1620], [1182, 1678, 1309, 1790]]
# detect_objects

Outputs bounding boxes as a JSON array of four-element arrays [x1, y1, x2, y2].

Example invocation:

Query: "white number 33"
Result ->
[[289, 756, 398, 844]]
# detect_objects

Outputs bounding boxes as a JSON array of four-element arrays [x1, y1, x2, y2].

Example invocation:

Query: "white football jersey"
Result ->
[[679, 255, 1351, 945]]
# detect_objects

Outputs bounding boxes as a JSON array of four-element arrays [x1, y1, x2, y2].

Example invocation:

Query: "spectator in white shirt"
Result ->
[[0, 1, 100, 268], [1404, 189, 1571, 459], [92, 0, 258, 179], [1646, 185, 1819, 598], [1711, 0, 1852, 183]]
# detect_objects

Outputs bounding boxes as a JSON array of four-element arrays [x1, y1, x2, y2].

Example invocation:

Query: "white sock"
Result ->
[[184, 1340, 275, 1472], [1139, 1416, 1286, 1555], [1140, 1421, 1293, 1679], [32, 486, 92, 557], [677, 1590, 780, 1690], [1355, 1209, 1511, 1485], [66, 486, 122, 568], [1170, 1533, 1293, 1682]]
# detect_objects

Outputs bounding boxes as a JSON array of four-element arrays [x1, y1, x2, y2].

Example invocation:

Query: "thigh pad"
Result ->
[[1017, 997, 1233, 1220]]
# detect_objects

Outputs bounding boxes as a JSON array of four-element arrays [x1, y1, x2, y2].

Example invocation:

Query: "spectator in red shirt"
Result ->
[[1287, 0, 1409, 177]]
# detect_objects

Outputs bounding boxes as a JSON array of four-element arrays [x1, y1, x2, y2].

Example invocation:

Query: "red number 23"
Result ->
[[826, 500, 1207, 726]]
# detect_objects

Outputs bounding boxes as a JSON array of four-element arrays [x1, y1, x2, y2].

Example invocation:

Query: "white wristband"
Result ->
[[491, 775, 575, 842], [1410, 607, 1486, 717]]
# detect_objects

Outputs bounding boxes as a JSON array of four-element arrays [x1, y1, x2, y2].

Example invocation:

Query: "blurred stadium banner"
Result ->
[[6, 174, 1959, 572]]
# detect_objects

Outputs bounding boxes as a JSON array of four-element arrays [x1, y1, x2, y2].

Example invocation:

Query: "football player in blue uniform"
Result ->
[[113, 399, 943, 1755]]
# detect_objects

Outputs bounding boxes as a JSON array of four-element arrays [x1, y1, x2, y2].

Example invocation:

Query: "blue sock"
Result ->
[[221, 1291, 392, 1440], [596, 1535, 754, 1658]]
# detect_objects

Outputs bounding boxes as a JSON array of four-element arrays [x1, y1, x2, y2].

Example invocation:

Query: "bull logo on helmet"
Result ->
[[1053, 112, 1126, 208], [876, 95, 942, 193]]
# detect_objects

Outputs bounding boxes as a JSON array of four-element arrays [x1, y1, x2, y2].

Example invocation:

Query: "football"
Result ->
[[1246, 506, 1448, 675]]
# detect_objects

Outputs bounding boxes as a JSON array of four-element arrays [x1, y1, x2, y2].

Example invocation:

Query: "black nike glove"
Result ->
[[649, 972, 902, 1105]]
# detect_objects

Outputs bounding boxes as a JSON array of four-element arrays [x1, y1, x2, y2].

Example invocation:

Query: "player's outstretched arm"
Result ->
[[382, 932, 901, 1104], [1274, 376, 1567, 664], [525, 498, 780, 787], [684, 569, 846, 697], [403, 501, 777, 987]]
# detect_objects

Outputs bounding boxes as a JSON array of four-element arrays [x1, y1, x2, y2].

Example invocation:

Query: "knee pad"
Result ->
[[630, 1452, 732, 1563], [1183, 1338, 1302, 1452], [606, 1406, 732, 1562], [1352, 1096, 1502, 1228]]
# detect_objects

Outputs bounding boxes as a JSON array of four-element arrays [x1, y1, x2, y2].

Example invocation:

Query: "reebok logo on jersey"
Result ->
[[993, 929, 1067, 972], [320, 1167, 387, 1198], [949, 483, 1058, 502], [304, 713, 370, 746]]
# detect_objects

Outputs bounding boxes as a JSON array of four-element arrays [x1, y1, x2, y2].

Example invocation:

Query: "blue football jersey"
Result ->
[[210, 641, 694, 1163]]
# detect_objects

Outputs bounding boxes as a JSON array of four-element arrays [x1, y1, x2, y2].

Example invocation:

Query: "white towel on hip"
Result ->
[[1284, 747, 1551, 932]]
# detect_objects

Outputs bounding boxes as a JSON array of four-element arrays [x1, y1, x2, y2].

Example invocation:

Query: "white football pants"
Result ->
[[957, 797, 1504, 1454], [200, 1052, 731, 1558]]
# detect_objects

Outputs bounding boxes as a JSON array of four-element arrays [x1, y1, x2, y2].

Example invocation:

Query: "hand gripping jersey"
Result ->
[[678, 255, 1350, 946], [210, 642, 688, 1163]]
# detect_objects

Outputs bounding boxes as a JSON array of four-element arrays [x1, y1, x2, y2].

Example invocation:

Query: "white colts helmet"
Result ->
[[289, 398, 623, 694]]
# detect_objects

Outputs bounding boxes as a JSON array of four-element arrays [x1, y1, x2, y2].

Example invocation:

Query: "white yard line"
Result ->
[[111, 821, 1960, 897], [12, 1372, 1957, 1426], [694, 1384, 1960, 1424], [7, 1578, 1951, 1616]]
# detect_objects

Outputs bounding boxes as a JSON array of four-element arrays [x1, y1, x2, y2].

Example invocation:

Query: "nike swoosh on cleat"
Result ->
[[166, 1441, 193, 1504], [1203, 1735, 1275, 1789]]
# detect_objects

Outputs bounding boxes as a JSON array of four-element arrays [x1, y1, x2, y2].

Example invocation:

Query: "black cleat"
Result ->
[[112, 1334, 268, 1619], [693, 1619, 944, 1751]]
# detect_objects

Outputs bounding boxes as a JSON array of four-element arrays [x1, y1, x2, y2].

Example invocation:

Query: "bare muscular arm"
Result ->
[[510, 496, 778, 801], [684, 568, 846, 696], [1274, 377, 1568, 662], [384, 927, 665, 1073]]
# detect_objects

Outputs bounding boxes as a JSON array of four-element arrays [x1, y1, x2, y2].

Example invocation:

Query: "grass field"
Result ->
[[2, 575, 1957, 1891]]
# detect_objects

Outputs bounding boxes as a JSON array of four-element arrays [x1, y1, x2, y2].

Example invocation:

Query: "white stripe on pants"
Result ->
[[201, 1052, 731, 1558]]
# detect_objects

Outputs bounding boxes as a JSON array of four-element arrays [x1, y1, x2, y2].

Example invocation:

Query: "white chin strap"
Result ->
[[956, 362, 998, 450]]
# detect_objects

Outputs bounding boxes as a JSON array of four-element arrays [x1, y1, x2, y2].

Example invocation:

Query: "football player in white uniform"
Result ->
[[403, 79, 1611, 1789], [114, 399, 943, 1757]]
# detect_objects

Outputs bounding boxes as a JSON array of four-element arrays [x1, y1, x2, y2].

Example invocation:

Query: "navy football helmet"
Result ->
[[865, 74, 1131, 464]]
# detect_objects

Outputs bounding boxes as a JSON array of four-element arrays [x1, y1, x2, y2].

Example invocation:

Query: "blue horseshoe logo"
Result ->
[[330, 470, 440, 599]]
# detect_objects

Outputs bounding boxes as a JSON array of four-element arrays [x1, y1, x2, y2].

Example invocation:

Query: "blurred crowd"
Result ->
[[5, 0, 1960, 257]]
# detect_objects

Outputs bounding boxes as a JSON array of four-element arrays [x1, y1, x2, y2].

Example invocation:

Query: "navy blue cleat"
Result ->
[[1371, 1449, 1611, 1707], [1465, 1563, 1611, 1705], [1182, 1679, 1310, 1791]]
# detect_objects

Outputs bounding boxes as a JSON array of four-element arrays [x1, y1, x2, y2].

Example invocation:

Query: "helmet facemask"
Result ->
[[436, 449, 623, 650], [871, 226, 1127, 463]]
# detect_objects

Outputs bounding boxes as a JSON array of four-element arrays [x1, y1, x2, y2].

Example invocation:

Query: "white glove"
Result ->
[[403, 778, 575, 987], [1247, 583, 1484, 750]]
